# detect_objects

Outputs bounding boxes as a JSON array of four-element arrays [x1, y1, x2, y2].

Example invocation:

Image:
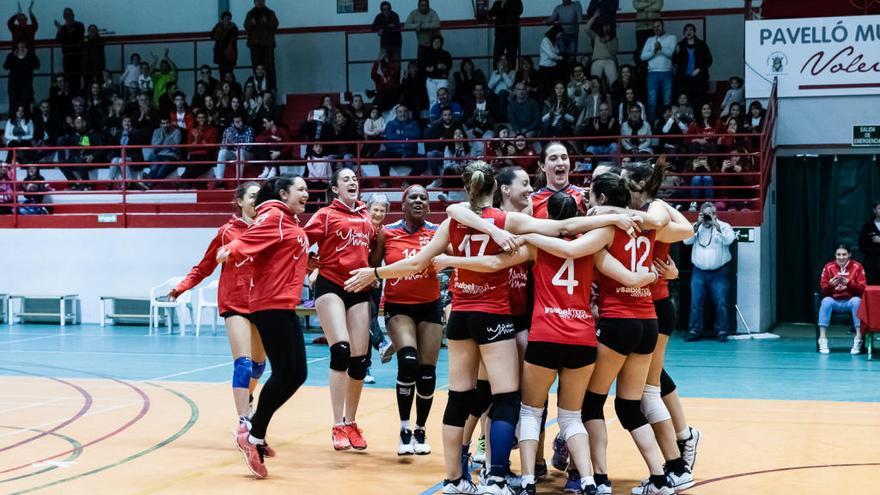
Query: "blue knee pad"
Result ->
[[252, 361, 266, 380], [232, 357, 253, 389], [329, 342, 350, 372]]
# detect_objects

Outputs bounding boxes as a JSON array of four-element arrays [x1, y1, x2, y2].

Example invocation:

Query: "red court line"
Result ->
[[687, 462, 880, 490]]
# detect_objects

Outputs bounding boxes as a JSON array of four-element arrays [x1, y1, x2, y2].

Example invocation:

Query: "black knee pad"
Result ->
[[396, 347, 419, 383], [488, 391, 521, 425], [416, 364, 436, 398], [347, 354, 371, 380], [614, 397, 648, 431], [329, 342, 350, 372], [582, 391, 608, 422], [540, 400, 549, 433], [443, 390, 473, 427], [469, 379, 492, 417], [660, 369, 677, 397]]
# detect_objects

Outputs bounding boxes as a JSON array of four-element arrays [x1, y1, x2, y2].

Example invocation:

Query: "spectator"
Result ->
[[108, 116, 148, 188], [244, 0, 279, 90], [99, 69, 115, 98], [742, 100, 765, 133], [304, 143, 332, 207], [83, 24, 105, 86], [817, 245, 867, 354], [300, 106, 333, 143], [180, 111, 220, 182], [363, 106, 386, 156], [0, 164, 13, 214], [33, 99, 62, 150], [253, 90, 279, 126], [687, 102, 721, 154], [346, 94, 369, 139], [715, 147, 754, 211], [859, 203, 880, 285], [85, 82, 108, 127], [674, 92, 694, 123], [617, 86, 645, 123], [585, 0, 618, 36], [541, 81, 577, 137], [102, 96, 125, 134], [245, 64, 270, 94], [440, 127, 473, 193], [656, 103, 687, 154], [716, 118, 744, 152], [150, 49, 178, 107], [328, 110, 360, 170], [633, 0, 664, 64], [488, 0, 523, 68], [574, 76, 610, 126], [221, 71, 243, 98], [4, 41, 39, 114], [425, 106, 464, 184], [566, 63, 588, 109], [370, 55, 401, 112], [505, 132, 539, 173], [673, 23, 712, 108], [429, 86, 463, 124], [464, 82, 498, 155], [586, 12, 619, 85], [453, 58, 487, 108], [169, 91, 195, 130], [54, 7, 85, 94], [400, 61, 428, 116], [405, 0, 441, 61], [422, 34, 452, 108], [120, 53, 142, 100], [21, 165, 52, 213], [620, 103, 652, 154], [538, 24, 564, 96], [372, 1, 402, 62], [4, 104, 33, 148], [137, 62, 154, 99], [144, 116, 183, 185], [201, 95, 220, 127], [158, 81, 182, 116], [724, 101, 744, 131], [640, 18, 676, 122], [211, 11, 239, 76], [130, 92, 157, 131], [8, 2, 38, 50], [219, 95, 244, 130], [57, 115, 103, 189], [515, 55, 540, 99], [488, 57, 514, 116], [507, 82, 541, 137], [610, 63, 637, 109], [683, 202, 735, 342], [719, 76, 745, 118], [378, 104, 423, 183], [254, 114, 292, 179], [687, 155, 713, 206], [242, 81, 262, 124], [197, 64, 220, 95], [215, 113, 254, 183], [546, 0, 584, 65], [583, 101, 619, 159], [63, 96, 89, 131]]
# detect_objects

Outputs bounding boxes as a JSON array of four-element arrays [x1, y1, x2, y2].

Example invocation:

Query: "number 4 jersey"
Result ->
[[598, 227, 657, 319], [530, 246, 596, 347], [449, 207, 510, 314]]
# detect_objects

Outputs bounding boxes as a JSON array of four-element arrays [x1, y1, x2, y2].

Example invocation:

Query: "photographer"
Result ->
[[683, 202, 736, 342]]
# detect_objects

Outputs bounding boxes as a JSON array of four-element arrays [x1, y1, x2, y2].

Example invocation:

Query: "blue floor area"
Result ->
[[0, 324, 876, 402]]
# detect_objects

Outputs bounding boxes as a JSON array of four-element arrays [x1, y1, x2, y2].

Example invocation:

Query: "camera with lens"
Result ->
[[701, 213, 712, 222]]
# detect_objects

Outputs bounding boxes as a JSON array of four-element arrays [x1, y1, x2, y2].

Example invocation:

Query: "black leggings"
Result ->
[[249, 309, 308, 439]]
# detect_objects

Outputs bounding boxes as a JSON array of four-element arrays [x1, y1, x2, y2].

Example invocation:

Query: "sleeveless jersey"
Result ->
[[598, 227, 657, 319], [448, 207, 510, 314], [508, 262, 530, 316], [652, 241, 671, 301], [382, 219, 441, 304], [530, 247, 596, 346]]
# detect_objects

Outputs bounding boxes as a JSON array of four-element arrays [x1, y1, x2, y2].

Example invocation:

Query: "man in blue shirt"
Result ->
[[377, 104, 425, 185]]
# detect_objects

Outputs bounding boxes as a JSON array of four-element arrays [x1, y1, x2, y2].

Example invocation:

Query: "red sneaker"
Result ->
[[345, 422, 368, 450], [332, 425, 351, 450], [237, 422, 275, 458], [234, 430, 268, 478]]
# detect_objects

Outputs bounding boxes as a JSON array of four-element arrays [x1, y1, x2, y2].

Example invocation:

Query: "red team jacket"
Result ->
[[224, 200, 310, 312], [449, 207, 510, 314], [530, 247, 597, 347], [304, 199, 376, 288], [820, 259, 867, 300], [531, 184, 588, 219], [175, 216, 252, 314], [382, 219, 441, 305], [598, 227, 657, 319]]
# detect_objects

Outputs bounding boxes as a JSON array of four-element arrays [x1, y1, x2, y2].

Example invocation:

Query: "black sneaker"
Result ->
[[717, 333, 728, 343], [684, 332, 701, 342], [521, 482, 537, 495], [535, 459, 548, 480]]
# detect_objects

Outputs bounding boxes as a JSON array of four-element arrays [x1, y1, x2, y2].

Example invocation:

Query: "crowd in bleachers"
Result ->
[[1, 0, 767, 212]]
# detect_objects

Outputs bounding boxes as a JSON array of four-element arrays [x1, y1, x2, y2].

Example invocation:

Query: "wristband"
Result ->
[[374, 267, 382, 280]]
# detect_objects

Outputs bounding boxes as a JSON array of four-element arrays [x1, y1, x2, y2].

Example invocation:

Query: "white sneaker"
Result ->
[[668, 468, 695, 491], [635, 483, 674, 495], [364, 372, 376, 384], [427, 179, 443, 189], [851, 337, 863, 355], [266, 167, 277, 178], [413, 427, 431, 454], [596, 480, 613, 495], [379, 341, 395, 364], [678, 427, 702, 470], [398, 428, 415, 455], [478, 477, 515, 495], [818, 338, 830, 354], [257, 167, 270, 179], [443, 478, 479, 494]]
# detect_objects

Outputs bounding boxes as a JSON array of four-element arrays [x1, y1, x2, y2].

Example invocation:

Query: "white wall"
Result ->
[[776, 95, 880, 146]]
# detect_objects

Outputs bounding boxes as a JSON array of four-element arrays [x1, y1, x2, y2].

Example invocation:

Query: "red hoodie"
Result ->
[[224, 200, 310, 312], [174, 216, 252, 314], [820, 259, 866, 300], [304, 198, 376, 288]]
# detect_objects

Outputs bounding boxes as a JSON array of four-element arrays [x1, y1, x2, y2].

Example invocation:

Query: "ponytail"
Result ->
[[623, 158, 667, 199], [462, 160, 496, 212], [255, 174, 302, 206], [590, 172, 631, 208]]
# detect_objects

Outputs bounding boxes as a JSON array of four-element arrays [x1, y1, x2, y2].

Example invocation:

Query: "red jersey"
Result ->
[[224, 200, 310, 312], [652, 241, 671, 301], [382, 219, 441, 304], [531, 184, 588, 219], [598, 228, 657, 319], [304, 199, 376, 288], [530, 247, 596, 346], [175, 216, 252, 314], [448, 208, 510, 314], [508, 263, 530, 316]]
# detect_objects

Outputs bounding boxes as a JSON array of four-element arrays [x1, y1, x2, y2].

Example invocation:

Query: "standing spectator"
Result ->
[[137, 62, 154, 99], [585, 0, 618, 36], [215, 112, 254, 183], [683, 202, 735, 342], [858, 203, 880, 285], [545, 0, 584, 66], [377, 104, 423, 183], [8, 1, 38, 50], [488, 57, 514, 116], [4, 41, 39, 113], [145, 116, 184, 185], [587, 12, 619, 85], [150, 49, 178, 107], [120, 54, 142, 100], [633, 0, 663, 64], [405, 0, 441, 62], [488, 0, 523, 68], [673, 23, 712, 108], [244, 0, 279, 90], [507, 82, 540, 137], [370, 55, 401, 113], [639, 18, 676, 122], [453, 58, 486, 109], [211, 11, 239, 76], [817, 245, 867, 354], [54, 7, 85, 94], [422, 35, 452, 108], [719, 76, 745, 118], [83, 24, 105, 86], [372, 1, 402, 62], [620, 103, 652, 154], [538, 24, 564, 97]]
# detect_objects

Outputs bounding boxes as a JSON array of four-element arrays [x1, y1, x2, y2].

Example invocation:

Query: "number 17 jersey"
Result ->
[[598, 227, 657, 319], [448, 207, 510, 314]]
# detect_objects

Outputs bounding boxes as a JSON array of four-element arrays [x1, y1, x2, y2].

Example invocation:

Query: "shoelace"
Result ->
[[255, 444, 267, 463]]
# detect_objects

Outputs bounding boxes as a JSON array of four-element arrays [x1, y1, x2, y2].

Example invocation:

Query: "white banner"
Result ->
[[745, 15, 880, 98]]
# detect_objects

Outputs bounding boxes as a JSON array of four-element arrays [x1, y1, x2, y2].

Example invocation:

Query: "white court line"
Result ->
[[141, 362, 232, 382], [0, 404, 131, 439], [0, 397, 71, 416], [0, 335, 63, 345]]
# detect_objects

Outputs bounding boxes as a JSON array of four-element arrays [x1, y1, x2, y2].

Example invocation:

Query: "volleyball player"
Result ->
[[370, 185, 443, 455], [217, 175, 311, 479], [530, 142, 589, 219], [168, 182, 267, 429], [304, 168, 376, 451]]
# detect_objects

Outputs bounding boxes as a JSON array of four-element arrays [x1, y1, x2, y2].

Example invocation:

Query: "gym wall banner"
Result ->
[[745, 15, 880, 98]]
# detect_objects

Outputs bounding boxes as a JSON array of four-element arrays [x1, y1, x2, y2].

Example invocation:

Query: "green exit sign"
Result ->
[[734, 227, 755, 243], [853, 125, 880, 147]]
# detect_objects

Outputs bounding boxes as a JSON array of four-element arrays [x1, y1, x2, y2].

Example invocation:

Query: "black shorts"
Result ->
[[596, 318, 659, 355], [446, 311, 516, 345], [314, 274, 371, 309], [524, 341, 597, 370], [512, 314, 530, 333], [220, 311, 252, 322], [653, 298, 676, 337], [384, 299, 444, 326]]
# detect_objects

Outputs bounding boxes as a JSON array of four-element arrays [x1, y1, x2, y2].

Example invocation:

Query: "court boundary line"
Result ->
[[0, 425, 83, 484], [687, 462, 880, 490]]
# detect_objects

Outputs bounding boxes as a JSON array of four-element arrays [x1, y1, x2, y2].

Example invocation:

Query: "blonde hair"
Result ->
[[462, 160, 496, 212]]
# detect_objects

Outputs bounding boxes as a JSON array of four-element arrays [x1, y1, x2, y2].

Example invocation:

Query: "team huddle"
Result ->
[[170, 141, 701, 495]]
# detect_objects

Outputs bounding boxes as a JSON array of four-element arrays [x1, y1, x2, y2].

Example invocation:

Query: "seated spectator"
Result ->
[[370, 55, 401, 113], [541, 81, 577, 137], [617, 87, 645, 124], [196, 64, 219, 95], [245, 64, 270, 94], [488, 57, 514, 116], [21, 165, 53, 213], [514, 55, 540, 99], [587, 14, 619, 86], [180, 110, 220, 183], [150, 49, 178, 107], [57, 115, 105, 189], [566, 64, 589, 109], [300, 106, 334, 142], [687, 102, 722, 154], [717, 118, 745, 152], [108, 116, 148, 188], [242, 81, 262, 124], [656, 103, 688, 154], [742, 100, 765, 134], [328, 110, 360, 170], [422, 34, 452, 107], [0, 164, 12, 214], [215, 112, 254, 183], [574, 76, 611, 130], [144, 116, 183, 185], [191, 81, 209, 110], [610, 64, 637, 111], [254, 90, 279, 123], [85, 82, 108, 125], [363, 106, 386, 157], [169, 91, 195, 130], [715, 147, 755, 211], [426, 106, 465, 187], [453, 57, 486, 108], [33, 99, 62, 150], [725, 102, 744, 131], [507, 82, 540, 137], [463, 82, 498, 156], [429, 86, 463, 124], [505, 132, 539, 174], [675, 92, 695, 124], [158, 81, 181, 116], [438, 127, 472, 196], [817, 244, 867, 354], [201, 95, 221, 128], [220, 71, 243, 99], [102, 96, 126, 134], [583, 102, 619, 160], [687, 155, 714, 208], [346, 94, 369, 140], [719, 76, 744, 119], [304, 143, 331, 208], [400, 61, 428, 117], [620, 103, 652, 154], [255, 114, 292, 179], [377, 104, 423, 184], [219, 96, 244, 130], [49, 74, 73, 117], [63, 96, 89, 132], [4, 104, 34, 147]]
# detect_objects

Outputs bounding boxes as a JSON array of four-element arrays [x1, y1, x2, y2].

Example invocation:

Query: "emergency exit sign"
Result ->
[[853, 125, 880, 146]]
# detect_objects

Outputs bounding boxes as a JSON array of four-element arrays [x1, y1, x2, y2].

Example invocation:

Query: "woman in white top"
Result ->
[[120, 53, 142, 99], [4, 105, 34, 147], [488, 57, 515, 110], [539, 24, 564, 97]]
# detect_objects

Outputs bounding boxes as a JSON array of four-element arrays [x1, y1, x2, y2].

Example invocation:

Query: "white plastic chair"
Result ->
[[195, 280, 220, 336], [149, 277, 193, 335]]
